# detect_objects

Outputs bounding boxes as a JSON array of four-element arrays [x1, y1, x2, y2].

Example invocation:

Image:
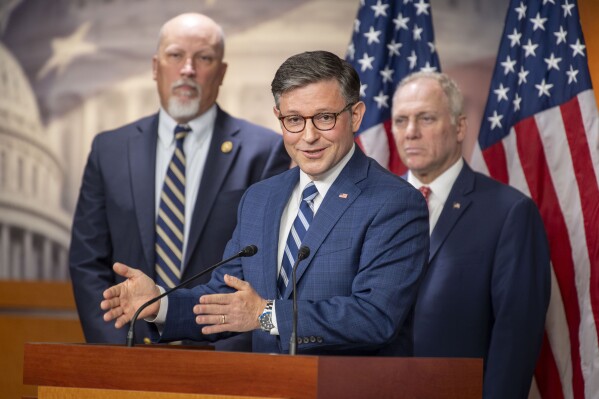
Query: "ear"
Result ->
[[152, 55, 158, 81], [217, 62, 228, 86], [456, 115, 467, 143], [351, 101, 366, 133]]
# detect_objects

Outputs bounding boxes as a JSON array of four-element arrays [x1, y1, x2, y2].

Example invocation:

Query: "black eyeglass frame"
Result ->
[[277, 102, 356, 133]]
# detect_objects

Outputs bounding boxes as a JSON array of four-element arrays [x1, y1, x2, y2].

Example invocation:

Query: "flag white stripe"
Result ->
[[503, 118, 576, 399], [578, 90, 599, 188], [358, 123, 389, 168], [572, 93, 599, 399], [502, 128, 530, 197], [535, 104, 598, 398], [468, 143, 489, 176], [528, 377, 541, 399], [546, 265, 575, 399]]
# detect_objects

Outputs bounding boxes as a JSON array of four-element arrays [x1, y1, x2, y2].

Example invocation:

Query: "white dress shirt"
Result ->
[[407, 158, 463, 234], [270, 144, 356, 334]]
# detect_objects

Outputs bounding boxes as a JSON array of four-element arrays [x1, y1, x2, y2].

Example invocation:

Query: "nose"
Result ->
[[302, 119, 320, 144], [404, 118, 419, 140], [180, 58, 196, 78]]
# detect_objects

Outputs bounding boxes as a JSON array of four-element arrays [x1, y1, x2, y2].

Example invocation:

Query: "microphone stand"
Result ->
[[289, 245, 310, 355]]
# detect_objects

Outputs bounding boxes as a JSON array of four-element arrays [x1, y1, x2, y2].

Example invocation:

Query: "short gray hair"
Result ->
[[394, 71, 464, 124]]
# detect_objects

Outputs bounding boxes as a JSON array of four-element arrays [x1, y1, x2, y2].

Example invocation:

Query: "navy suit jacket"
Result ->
[[408, 162, 550, 398], [160, 147, 429, 355], [69, 106, 290, 346]]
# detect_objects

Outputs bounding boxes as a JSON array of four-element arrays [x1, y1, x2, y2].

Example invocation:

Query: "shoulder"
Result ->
[[471, 170, 534, 206], [216, 107, 282, 145], [359, 155, 419, 197], [92, 113, 157, 145], [466, 170, 542, 225]]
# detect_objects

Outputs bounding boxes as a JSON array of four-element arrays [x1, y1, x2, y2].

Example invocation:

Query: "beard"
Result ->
[[167, 79, 202, 121]]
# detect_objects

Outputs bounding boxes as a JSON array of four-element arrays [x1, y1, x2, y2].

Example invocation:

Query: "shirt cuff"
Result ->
[[143, 285, 168, 325], [270, 300, 279, 335]]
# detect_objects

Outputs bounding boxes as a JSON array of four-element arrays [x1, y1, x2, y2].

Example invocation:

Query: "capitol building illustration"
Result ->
[[0, 43, 71, 280]]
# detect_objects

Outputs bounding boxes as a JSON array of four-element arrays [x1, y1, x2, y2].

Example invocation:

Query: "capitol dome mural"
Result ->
[[0, 42, 70, 280]]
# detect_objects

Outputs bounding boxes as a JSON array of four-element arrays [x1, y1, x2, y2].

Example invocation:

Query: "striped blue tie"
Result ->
[[277, 182, 318, 298], [155, 124, 191, 288]]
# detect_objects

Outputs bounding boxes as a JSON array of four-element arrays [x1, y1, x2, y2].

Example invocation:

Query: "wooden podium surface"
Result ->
[[23, 342, 482, 399]]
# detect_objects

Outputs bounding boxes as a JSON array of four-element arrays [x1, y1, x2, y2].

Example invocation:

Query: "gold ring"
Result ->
[[221, 314, 226, 324]]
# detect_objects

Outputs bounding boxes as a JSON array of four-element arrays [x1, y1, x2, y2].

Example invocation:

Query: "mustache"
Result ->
[[171, 79, 201, 92]]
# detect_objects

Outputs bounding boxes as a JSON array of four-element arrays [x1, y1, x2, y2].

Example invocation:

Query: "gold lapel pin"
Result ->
[[339, 193, 348, 199], [221, 141, 233, 153], [453, 202, 461, 209]]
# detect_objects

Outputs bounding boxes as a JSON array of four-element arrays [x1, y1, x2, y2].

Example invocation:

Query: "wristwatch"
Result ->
[[259, 300, 275, 332]]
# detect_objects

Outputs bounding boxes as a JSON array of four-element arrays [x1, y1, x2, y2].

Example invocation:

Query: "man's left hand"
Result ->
[[194, 274, 266, 334]]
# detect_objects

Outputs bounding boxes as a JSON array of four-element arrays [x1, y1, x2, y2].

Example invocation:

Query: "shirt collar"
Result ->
[[298, 144, 356, 199], [408, 158, 463, 205], [158, 105, 217, 146]]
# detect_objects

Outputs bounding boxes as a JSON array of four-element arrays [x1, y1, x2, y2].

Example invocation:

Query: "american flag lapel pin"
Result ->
[[339, 193, 348, 199], [453, 202, 461, 209]]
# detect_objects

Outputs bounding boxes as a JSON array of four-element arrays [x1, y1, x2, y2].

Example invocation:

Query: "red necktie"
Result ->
[[419, 186, 431, 203]]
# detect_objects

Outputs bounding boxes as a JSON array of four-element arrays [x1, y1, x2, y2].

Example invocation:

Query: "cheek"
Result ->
[[283, 134, 298, 150]]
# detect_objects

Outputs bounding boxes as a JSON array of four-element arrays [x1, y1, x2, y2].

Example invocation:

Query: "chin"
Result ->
[[168, 98, 201, 121]]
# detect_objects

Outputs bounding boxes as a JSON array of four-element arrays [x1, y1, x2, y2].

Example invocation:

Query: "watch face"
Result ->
[[260, 311, 274, 331]]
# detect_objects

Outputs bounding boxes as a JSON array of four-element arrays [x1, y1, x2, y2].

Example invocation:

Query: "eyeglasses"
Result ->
[[277, 103, 355, 133]]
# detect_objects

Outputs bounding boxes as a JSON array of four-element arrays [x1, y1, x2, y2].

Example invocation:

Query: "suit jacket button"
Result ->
[[310, 336, 316, 343], [297, 337, 302, 345], [316, 337, 323, 343], [303, 337, 310, 344]]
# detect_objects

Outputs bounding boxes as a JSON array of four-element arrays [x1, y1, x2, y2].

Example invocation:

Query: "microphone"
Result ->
[[289, 245, 310, 355], [126, 244, 258, 347]]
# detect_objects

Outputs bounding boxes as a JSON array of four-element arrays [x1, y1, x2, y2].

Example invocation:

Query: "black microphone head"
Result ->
[[240, 245, 258, 257], [298, 245, 310, 260]]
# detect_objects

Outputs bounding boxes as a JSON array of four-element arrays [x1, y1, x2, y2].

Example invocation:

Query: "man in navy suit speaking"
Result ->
[[100, 50, 429, 355], [69, 13, 290, 348], [391, 71, 551, 398]]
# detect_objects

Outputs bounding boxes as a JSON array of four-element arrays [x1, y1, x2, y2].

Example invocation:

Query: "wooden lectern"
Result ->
[[23, 342, 482, 399]]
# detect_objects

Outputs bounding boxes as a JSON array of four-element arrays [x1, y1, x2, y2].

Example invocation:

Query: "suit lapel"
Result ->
[[264, 169, 300, 300], [282, 148, 368, 298], [129, 114, 159, 275], [184, 108, 240, 267], [429, 163, 474, 261]]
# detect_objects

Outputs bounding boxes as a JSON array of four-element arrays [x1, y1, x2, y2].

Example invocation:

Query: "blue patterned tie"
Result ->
[[277, 182, 318, 298], [155, 124, 191, 288]]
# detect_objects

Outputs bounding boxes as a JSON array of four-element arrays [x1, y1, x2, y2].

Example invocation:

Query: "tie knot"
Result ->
[[419, 186, 431, 202], [302, 182, 319, 202], [174, 124, 191, 142]]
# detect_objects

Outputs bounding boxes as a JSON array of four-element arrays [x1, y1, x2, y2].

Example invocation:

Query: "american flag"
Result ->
[[346, 0, 440, 175], [470, 0, 599, 397]]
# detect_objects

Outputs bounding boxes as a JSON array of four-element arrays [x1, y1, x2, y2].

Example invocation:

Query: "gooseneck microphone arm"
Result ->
[[126, 244, 258, 347], [289, 245, 310, 355]]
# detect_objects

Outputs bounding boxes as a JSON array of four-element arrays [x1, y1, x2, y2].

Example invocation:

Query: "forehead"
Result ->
[[393, 78, 448, 113], [279, 80, 344, 111], [159, 20, 222, 54]]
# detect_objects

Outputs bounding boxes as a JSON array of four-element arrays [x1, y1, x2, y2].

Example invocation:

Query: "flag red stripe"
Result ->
[[560, 97, 599, 342], [535, 333, 565, 399], [514, 117, 585, 399], [481, 141, 509, 184], [383, 120, 406, 175], [354, 135, 365, 153]]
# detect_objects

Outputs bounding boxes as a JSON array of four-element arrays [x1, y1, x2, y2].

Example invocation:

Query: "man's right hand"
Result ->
[[100, 263, 160, 329]]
